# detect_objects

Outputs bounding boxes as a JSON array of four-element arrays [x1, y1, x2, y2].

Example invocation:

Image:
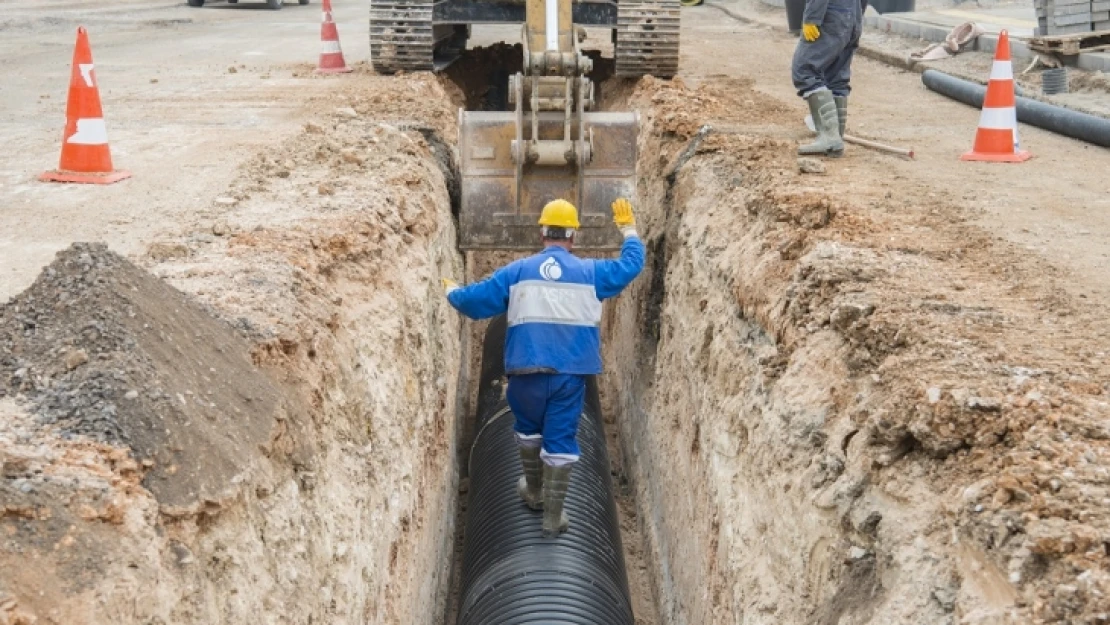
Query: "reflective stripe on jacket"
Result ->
[[447, 236, 646, 374]]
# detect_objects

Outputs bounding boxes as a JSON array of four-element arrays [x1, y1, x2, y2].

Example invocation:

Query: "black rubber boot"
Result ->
[[516, 446, 543, 510], [798, 90, 844, 157], [542, 464, 572, 537]]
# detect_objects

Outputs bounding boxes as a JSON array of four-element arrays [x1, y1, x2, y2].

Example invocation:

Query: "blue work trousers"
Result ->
[[791, 6, 863, 97], [507, 373, 586, 466]]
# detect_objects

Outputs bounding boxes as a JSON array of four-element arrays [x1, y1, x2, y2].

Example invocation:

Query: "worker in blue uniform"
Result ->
[[442, 198, 645, 537]]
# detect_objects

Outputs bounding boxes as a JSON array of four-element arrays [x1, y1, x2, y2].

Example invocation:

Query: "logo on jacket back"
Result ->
[[539, 257, 563, 281]]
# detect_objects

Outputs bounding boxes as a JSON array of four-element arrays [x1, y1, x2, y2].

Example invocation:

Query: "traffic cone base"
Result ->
[[42, 27, 130, 185], [961, 150, 1031, 163], [40, 169, 131, 184], [962, 30, 1031, 163], [317, 0, 352, 74], [962, 125, 1030, 162], [317, 64, 353, 75]]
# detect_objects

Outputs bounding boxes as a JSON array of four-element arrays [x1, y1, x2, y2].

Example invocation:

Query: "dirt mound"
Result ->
[[0, 243, 284, 511]]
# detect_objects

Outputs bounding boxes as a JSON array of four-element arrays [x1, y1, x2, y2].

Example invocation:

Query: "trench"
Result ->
[[438, 45, 662, 625], [437, 44, 918, 625], [3, 41, 1034, 625], [428, 43, 891, 625]]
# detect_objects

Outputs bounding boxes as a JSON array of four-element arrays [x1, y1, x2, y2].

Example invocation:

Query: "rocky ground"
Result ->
[[602, 73, 1110, 624], [1, 71, 466, 625], [2, 0, 1110, 624]]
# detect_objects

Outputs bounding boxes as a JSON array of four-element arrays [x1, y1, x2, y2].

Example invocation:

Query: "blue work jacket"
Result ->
[[447, 236, 645, 375]]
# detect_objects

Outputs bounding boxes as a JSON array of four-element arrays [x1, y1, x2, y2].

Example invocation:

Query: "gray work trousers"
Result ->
[[791, 6, 863, 98]]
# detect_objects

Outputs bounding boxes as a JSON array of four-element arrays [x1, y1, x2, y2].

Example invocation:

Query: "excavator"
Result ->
[[369, 0, 680, 250]]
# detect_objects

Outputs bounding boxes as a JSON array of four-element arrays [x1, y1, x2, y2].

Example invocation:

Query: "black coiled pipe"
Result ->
[[456, 316, 635, 625], [922, 69, 1110, 148]]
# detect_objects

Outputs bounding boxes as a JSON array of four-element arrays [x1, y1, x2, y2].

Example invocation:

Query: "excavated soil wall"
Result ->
[[0, 74, 467, 625], [602, 76, 1110, 624]]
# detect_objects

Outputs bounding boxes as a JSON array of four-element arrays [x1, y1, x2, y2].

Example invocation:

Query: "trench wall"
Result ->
[[0, 77, 466, 625], [599, 76, 1110, 624], [144, 81, 468, 625]]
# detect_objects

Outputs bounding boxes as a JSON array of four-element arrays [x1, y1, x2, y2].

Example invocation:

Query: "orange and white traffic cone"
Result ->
[[961, 30, 1031, 163], [40, 27, 131, 184], [317, 0, 352, 74]]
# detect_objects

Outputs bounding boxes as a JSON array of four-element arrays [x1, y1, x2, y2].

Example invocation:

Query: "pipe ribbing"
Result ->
[[456, 316, 635, 625], [921, 69, 1110, 148]]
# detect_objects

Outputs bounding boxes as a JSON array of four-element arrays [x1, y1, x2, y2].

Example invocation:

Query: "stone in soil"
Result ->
[[798, 157, 827, 174]]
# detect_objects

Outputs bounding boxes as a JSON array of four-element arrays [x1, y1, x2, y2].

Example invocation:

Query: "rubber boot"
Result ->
[[541, 464, 572, 537], [516, 446, 543, 510], [834, 95, 848, 139], [798, 90, 844, 157]]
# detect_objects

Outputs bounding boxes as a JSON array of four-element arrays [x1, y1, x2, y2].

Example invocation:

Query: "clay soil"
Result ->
[[2, 0, 1110, 624]]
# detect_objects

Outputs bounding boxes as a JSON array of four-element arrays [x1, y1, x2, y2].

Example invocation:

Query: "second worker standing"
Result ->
[[791, 0, 868, 157]]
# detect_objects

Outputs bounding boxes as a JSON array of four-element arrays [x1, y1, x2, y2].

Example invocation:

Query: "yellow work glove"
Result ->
[[611, 198, 637, 238], [441, 278, 459, 295], [802, 23, 820, 42]]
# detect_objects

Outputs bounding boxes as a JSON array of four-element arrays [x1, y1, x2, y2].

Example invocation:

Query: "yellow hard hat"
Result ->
[[538, 199, 580, 229]]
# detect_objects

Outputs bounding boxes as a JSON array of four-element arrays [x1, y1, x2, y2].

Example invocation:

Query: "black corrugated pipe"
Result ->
[[921, 69, 1110, 148], [456, 316, 635, 625]]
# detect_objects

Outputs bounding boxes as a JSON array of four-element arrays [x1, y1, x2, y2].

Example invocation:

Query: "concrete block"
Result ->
[[1077, 51, 1110, 71], [1048, 21, 1094, 32], [1051, 11, 1093, 24], [1052, 3, 1096, 14], [1091, 0, 1110, 10], [871, 14, 950, 43], [1091, 10, 1110, 19], [1054, 3, 1095, 14]]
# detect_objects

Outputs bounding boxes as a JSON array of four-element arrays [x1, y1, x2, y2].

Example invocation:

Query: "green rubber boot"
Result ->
[[516, 446, 544, 510], [834, 95, 848, 140], [798, 90, 844, 157], [542, 464, 572, 537]]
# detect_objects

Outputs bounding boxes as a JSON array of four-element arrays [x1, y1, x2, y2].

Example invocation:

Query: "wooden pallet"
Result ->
[[1028, 29, 1110, 54]]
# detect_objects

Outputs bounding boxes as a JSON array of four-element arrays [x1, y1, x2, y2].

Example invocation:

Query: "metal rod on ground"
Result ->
[[845, 134, 915, 158], [805, 115, 915, 158]]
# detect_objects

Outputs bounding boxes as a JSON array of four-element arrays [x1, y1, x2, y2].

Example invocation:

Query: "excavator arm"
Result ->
[[457, 0, 640, 251], [371, 0, 680, 251]]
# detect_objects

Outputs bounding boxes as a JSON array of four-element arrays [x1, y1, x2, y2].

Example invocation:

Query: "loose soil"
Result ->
[[602, 71, 1110, 625], [1, 71, 465, 625]]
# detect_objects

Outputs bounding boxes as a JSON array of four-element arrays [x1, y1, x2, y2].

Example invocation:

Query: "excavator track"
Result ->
[[615, 0, 681, 78], [369, 0, 434, 73]]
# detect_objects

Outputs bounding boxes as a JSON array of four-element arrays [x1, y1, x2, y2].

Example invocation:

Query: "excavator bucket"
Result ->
[[458, 109, 639, 252]]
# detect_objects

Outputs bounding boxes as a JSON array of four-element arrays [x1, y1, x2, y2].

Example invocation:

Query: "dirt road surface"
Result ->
[[682, 0, 1110, 305], [2, 0, 1110, 623], [0, 0, 366, 300]]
